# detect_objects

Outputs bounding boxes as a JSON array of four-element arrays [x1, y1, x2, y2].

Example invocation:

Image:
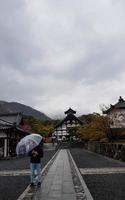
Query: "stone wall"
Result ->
[[84, 142, 125, 162]]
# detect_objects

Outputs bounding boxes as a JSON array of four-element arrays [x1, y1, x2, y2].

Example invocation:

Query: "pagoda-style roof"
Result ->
[[55, 113, 83, 128], [103, 96, 125, 114], [64, 107, 76, 115]]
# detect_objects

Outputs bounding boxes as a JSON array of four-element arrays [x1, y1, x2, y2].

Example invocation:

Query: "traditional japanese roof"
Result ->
[[0, 123, 12, 130], [0, 112, 23, 126], [55, 112, 83, 128], [0, 113, 30, 139], [103, 96, 125, 114], [64, 107, 76, 115], [0, 112, 25, 133]]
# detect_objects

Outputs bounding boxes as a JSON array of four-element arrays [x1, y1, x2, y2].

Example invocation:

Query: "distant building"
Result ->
[[53, 108, 83, 141], [0, 112, 29, 158], [103, 96, 125, 128]]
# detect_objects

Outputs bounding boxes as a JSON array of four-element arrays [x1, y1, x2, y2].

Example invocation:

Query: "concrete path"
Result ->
[[79, 167, 125, 175], [0, 169, 30, 176], [32, 149, 76, 200]]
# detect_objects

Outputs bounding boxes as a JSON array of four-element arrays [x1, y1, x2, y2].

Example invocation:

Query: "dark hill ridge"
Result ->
[[0, 101, 51, 121]]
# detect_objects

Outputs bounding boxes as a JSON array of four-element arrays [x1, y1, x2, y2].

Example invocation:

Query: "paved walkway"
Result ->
[[80, 167, 125, 175], [32, 149, 76, 200]]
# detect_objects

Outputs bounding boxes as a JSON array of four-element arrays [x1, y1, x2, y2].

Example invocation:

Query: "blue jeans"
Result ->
[[30, 163, 41, 184]]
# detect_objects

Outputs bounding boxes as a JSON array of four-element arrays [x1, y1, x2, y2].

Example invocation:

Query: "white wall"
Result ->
[[109, 109, 125, 128]]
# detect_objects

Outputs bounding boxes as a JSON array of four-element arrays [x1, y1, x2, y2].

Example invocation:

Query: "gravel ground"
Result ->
[[0, 148, 56, 200], [0, 176, 29, 200], [0, 150, 56, 170], [83, 174, 125, 200], [70, 148, 125, 168], [70, 148, 125, 200]]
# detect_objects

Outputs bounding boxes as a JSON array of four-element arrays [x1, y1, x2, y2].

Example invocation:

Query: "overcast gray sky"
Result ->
[[0, 0, 125, 118]]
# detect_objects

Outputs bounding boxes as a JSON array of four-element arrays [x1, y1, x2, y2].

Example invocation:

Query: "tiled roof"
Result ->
[[64, 108, 76, 115], [55, 113, 83, 128], [103, 96, 125, 114], [0, 123, 11, 130], [0, 113, 29, 135], [0, 112, 23, 125]]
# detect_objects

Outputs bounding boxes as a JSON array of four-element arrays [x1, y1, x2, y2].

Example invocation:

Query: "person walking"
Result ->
[[29, 142, 43, 186]]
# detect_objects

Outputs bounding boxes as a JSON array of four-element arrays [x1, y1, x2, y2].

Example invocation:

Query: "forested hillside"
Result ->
[[0, 101, 51, 120]]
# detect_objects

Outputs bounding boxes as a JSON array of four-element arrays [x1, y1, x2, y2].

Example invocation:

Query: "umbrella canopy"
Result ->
[[16, 133, 42, 155]]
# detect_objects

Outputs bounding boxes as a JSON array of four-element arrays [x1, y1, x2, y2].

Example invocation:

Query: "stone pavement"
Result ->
[[32, 149, 77, 200], [18, 149, 93, 200], [0, 169, 30, 176], [80, 167, 125, 175]]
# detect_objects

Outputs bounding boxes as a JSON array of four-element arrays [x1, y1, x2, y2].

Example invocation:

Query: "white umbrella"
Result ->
[[16, 133, 42, 155]]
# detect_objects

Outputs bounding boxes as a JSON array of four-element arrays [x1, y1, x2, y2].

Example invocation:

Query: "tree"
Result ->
[[23, 116, 54, 137], [77, 113, 110, 142]]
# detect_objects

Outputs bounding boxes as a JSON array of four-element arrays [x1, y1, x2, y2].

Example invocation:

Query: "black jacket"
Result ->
[[29, 145, 43, 163]]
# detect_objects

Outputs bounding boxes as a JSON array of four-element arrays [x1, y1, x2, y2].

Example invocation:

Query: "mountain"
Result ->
[[0, 101, 51, 121]]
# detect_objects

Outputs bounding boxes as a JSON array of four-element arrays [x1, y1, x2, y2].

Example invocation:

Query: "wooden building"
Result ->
[[53, 108, 83, 141], [0, 113, 28, 158]]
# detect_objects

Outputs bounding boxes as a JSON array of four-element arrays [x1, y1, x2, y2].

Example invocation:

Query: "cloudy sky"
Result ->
[[0, 0, 125, 118]]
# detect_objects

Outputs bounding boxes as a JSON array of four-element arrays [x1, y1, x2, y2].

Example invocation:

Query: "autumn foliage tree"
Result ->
[[23, 116, 54, 137], [78, 113, 110, 142]]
